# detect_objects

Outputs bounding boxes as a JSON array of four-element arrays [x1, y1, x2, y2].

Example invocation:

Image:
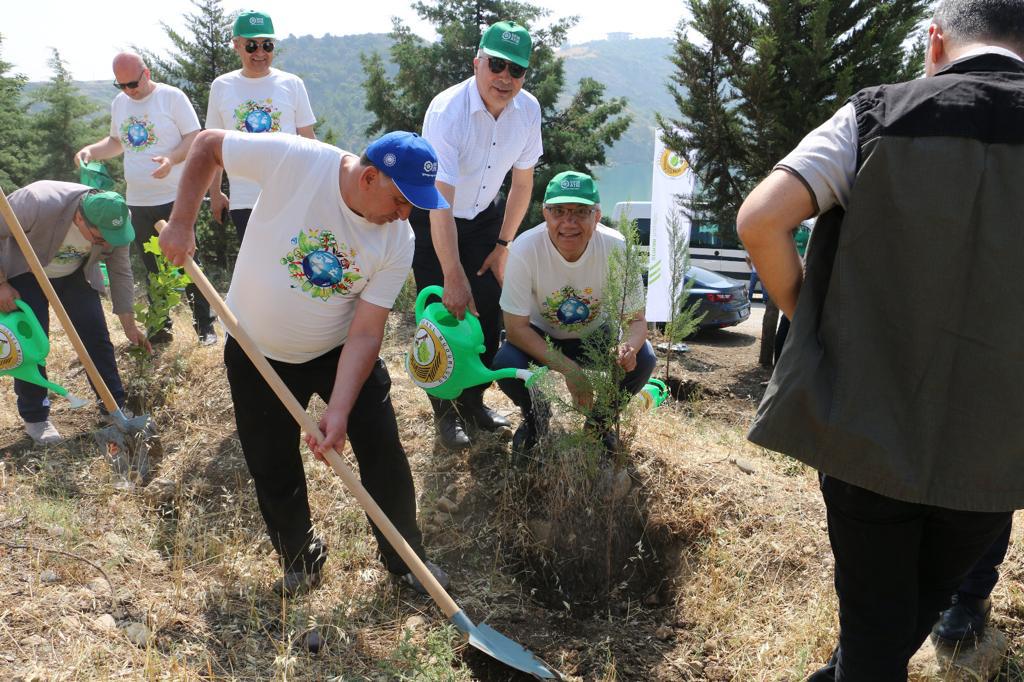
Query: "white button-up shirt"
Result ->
[[421, 77, 543, 220]]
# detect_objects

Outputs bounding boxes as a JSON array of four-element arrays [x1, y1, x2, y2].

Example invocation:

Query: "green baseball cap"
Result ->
[[544, 171, 600, 206], [233, 10, 276, 38], [81, 192, 134, 247], [479, 21, 532, 68]]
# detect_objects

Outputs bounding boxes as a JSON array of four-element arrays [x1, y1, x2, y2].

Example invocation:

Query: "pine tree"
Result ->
[[361, 0, 631, 226], [661, 0, 928, 365], [137, 0, 240, 125], [30, 50, 103, 183], [0, 35, 36, 190]]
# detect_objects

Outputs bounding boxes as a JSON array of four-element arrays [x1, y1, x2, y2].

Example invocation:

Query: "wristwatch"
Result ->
[[496, 238, 510, 247]]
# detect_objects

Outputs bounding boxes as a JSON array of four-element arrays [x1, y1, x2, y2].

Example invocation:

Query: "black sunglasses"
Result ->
[[487, 56, 527, 79], [244, 39, 275, 54], [112, 69, 145, 90]]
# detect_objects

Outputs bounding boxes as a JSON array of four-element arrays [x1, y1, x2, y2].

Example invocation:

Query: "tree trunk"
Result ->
[[759, 300, 779, 367]]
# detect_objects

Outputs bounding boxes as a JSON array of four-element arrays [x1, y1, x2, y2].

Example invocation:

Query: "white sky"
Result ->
[[4, 1, 686, 82]]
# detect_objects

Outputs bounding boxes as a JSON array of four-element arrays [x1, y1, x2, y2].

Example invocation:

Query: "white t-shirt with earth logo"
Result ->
[[110, 83, 201, 206], [42, 222, 91, 279], [222, 132, 413, 364], [206, 68, 317, 210], [500, 224, 645, 340]]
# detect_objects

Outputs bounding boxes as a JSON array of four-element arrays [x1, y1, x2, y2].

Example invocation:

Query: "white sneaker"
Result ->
[[25, 420, 62, 445]]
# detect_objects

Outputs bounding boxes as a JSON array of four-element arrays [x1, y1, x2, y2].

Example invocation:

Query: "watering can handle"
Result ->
[[414, 285, 445, 322], [647, 378, 667, 392], [13, 299, 48, 349]]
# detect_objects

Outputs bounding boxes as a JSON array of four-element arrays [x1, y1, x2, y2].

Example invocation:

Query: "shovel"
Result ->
[[154, 220, 560, 680], [0, 186, 156, 481]]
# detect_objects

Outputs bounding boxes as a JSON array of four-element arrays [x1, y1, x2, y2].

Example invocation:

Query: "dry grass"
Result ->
[[1, 304, 1021, 681]]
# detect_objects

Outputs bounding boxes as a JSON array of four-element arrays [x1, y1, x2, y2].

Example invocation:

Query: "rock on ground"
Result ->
[[909, 630, 1007, 681]]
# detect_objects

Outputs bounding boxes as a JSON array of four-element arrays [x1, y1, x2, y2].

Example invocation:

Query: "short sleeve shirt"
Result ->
[[110, 83, 200, 206], [500, 224, 644, 340], [42, 223, 90, 278], [222, 132, 413, 363], [206, 68, 317, 210], [421, 77, 542, 220]]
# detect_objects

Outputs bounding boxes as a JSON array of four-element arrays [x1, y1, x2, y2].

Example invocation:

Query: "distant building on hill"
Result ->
[[607, 32, 632, 41]]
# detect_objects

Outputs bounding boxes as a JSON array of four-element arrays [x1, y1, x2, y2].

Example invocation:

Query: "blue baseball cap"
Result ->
[[365, 132, 449, 211]]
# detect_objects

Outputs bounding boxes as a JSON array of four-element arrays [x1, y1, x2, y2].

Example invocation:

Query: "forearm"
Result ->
[[626, 316, 648, 351], [83, 136, 124, 161], [117, 312, 137, 329], [737, 170, 815, 318], [208, 168, 225, 195], [169, 130, 226, 227], [507, 323, 581, 377], [326, 332, 383, 421], [429, 210, 464, 277], [167, 131, 199, 165]]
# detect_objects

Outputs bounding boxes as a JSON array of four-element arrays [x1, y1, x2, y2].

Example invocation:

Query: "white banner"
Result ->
[[646, 128, 696, 322]]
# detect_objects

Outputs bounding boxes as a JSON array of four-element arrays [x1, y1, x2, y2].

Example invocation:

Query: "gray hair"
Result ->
[[934, 0, 1024, 54]]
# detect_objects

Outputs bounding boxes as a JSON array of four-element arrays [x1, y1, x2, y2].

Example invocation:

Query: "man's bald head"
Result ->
[[112, 52, 145, 72], [111, 51, 153, 99]]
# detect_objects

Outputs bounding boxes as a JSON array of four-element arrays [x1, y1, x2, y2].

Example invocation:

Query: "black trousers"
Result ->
[[958, 516, 1012, 600], [409, 201, 503, 417], [11, 269, 125, 422], [223, 337, 425, 575], [129, 202, 215, 333], [809, 475, 1012, 681]]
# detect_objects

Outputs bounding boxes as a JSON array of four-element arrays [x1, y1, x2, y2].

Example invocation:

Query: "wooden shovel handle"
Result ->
[[153, 221, 461, 618], [0, 185, 119, 413]]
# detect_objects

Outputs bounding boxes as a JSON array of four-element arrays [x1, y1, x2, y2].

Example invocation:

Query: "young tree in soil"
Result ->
[[659, 0, 927, 365], [659, 209, 704, 386]]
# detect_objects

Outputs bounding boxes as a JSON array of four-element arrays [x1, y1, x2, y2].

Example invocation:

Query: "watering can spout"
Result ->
[[0, 300, 85, 408]]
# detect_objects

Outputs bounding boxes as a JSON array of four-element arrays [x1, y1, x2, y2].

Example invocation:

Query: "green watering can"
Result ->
[[406, 286, 546, 400], [0, 300, 87, 408], [638, 378, 668, 410]]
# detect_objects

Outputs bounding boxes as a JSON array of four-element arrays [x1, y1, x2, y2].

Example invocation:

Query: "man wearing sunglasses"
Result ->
[[206, 10, 316, 242], [492, 172, 655, 458], [413, 20, 543, 450], [76, 52, 217, 347]]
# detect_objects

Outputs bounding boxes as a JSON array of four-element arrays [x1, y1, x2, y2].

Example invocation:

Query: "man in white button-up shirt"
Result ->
[[412, 20, 543, 450]]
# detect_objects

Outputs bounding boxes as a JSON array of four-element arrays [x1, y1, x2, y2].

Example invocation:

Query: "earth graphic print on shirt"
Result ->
[[52, 244, 88, 264], [543, 285, 600, 332], [234, 99, 281, 133], [119, 116, 158, 151], [281, 229, 363, 301]]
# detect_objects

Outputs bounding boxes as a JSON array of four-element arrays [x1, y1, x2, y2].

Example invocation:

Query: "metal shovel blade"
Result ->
[[451, 612, 561, 680], [95, 413, 158, 483]]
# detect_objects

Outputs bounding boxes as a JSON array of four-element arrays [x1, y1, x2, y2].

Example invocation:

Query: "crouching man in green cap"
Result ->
[[492, 171, 656, 457], [0, 183, 150, 444]]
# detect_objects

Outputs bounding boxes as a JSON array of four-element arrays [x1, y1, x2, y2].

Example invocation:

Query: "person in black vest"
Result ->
[[736, 0, 1024, 678]]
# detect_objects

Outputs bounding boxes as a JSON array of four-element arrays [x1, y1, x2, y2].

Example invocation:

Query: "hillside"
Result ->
[[31, 34, 672, 208]]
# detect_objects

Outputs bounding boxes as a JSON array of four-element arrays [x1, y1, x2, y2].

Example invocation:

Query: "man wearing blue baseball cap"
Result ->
[[0, 182, 150, 444], [160, 129, 449, 598]]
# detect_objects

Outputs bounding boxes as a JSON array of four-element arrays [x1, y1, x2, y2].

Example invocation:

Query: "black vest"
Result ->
[[748, 54, 1024, 512]]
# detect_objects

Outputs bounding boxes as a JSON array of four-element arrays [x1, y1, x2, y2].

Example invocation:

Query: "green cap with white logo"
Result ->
[[81, 192, 134, 247], [544, 171, 600, 206], [479, 21, 532, 68], [233, 10, 276, 38]]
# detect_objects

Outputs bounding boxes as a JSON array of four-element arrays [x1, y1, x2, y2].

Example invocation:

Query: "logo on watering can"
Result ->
[[407, 320, 454, 388], [0, 323, 24, 372]]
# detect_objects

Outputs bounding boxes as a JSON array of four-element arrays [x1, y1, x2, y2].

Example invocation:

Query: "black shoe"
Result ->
[[935, 594, 991, 644], [436, 412, 471, 450], [273, 568, 323, 598], [464, 405, 511, 432], [197, 326, 217, 346], [600, 430, 621, 458], [511, 404, 550, 460], [150, 328, 174, 346], [397, 560, 450, 595]]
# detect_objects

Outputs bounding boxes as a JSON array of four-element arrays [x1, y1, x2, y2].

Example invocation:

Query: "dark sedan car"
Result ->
[[685, 266, 751, 330]]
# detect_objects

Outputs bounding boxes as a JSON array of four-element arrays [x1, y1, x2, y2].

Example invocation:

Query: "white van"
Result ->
[[610, 201, 751, 282]]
